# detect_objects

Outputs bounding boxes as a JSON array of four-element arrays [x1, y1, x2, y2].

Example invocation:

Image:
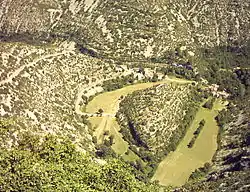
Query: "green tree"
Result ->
[[0, 121, 160, 192], [98, 108, 104, 114]]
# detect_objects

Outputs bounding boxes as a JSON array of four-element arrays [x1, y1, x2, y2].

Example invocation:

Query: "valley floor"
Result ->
[[83, 77, 228, 187], [152, 99, 227, 186], [86, 77, 192, 160]]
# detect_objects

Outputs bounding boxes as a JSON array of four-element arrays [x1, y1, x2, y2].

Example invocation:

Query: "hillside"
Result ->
[[0, 0, 250, 191], [0, 41, 132, 151], [117, 83, 200, 162], [1, 1, 249, 61], [0, 119, 161, 192], [178, 99, 250, 192]]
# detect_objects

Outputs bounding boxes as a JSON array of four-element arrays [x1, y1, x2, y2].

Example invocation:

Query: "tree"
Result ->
[[203, 98, 215, 109], [203, 162, 211, 172], [103, 130, 110, 136], [0, 122, 161, 191], [151, 73, 158, 82], [108, 135, 115, 145], [187, 138, 195, 148], [239, 84, 246, 97], [138, 66, 145, 75], [104, 139, 112, 147], [92, 136, 97, 144], [98, 108, 104, 114], [81, 95, 88, 104], [200, 119, 205, 126], [120, 95, 124, 100]]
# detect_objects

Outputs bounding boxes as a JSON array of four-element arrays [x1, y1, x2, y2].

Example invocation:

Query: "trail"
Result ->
[[0, 50, 74, 86], [74, 69, 136, 116]]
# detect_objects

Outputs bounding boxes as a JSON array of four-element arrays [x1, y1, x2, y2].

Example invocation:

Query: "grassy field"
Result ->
[[86, 77, 191, 158], [87, 82, 167, 157], [86, 82, 161, 114], [152, 99, 228, 187], [87, 78, 226, 186], [122, 150, 139, 162], [86, 77, 191, 114]]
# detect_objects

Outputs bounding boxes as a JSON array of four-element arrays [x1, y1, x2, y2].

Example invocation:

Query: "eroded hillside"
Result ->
[[1, 0, 249, 61], [0, 41, 131, 150]]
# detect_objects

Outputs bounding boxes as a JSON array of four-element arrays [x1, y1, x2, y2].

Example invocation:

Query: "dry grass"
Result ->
[[152, 99, 227, 186], [87, 78, 191, 156]]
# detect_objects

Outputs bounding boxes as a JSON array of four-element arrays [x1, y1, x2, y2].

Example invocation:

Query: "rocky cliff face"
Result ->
[[1, 0, 249, 60]]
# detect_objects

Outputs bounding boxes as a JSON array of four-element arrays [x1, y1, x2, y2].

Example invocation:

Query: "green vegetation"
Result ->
[[189, 163, 211, 181], [102, 73, 165, 92], [86, 79, 190, 153], [86, 81, 171, 114], [202, 98, 215, 110], [0, 120, 160, 192], [122, 150, 139, 162], [102, 74, 137, 92], [157, 65, 196, 81], [117, 83, 202, 175], [97, 108, 104, 114], [86, 79, 195, 182], [179, 44, 250, 191], [86, 80, 183, 168], [152, 99, 227, 186], [86, 45, 250, 188], [1, 1, 250, 190], [187, 120, 206, 148], [196, 45, 250, 98]]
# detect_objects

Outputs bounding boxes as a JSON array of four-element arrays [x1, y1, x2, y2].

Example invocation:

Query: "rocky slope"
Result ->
[[0, 41, 130, 150], [1, 0, 249, 61], [0, 0, 250, 191]]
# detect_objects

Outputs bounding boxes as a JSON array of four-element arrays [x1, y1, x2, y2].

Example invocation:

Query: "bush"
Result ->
[[189, 162, 211, 181], [102, 74, 136, 92], [188, 120, 205, 148], [203, 98, 215, 109], [0, 127, 159, 191]]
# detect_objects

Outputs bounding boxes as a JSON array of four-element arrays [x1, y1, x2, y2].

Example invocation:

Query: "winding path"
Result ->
[[0, 50, 74, 86]]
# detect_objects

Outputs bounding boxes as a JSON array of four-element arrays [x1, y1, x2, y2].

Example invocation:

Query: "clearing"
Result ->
[[86, 77, 191, 158], [152, 99, 228, 186]]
